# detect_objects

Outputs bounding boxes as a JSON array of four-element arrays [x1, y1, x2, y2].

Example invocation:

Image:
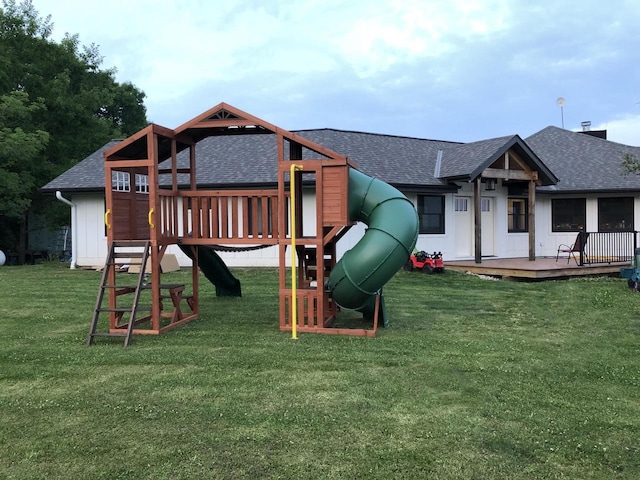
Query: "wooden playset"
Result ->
[[87, 103, 418, 346]]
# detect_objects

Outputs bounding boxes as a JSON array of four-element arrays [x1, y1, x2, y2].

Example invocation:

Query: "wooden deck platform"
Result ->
[[446, 257, 628, 280]]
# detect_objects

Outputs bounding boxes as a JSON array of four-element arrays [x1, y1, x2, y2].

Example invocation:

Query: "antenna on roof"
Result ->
[[556, 97, 566, 129]]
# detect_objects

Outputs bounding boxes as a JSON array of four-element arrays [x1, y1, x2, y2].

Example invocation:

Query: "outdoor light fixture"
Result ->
[[485, 178, 496, 191]]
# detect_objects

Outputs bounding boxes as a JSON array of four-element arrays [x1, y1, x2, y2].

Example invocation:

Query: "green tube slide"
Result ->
[[328, 168, 419, 310]]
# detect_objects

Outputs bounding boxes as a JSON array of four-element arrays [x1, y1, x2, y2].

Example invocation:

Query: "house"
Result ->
[[529, 126, 640, 241], [41, 106, 640, 269]]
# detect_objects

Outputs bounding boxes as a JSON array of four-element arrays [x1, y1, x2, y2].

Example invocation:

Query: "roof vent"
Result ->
[[581, 121, 591, 132]]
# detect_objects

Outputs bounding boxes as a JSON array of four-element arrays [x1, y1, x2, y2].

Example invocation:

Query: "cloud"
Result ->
[[41, 0, 513, 96], [27, 0, 640, 144], [594, 114, 640, 146], [328, 0, 511, 77]]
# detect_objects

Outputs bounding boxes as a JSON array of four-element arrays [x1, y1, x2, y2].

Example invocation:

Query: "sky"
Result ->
[[26, 0, 640, 145]]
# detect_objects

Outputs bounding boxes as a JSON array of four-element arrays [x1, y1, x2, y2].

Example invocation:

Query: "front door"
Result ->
[[454, 196, 473, 257], [481, 197, 495, 256]]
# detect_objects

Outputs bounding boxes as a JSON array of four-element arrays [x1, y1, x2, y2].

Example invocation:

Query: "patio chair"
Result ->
[[556, 232, 590, 265]]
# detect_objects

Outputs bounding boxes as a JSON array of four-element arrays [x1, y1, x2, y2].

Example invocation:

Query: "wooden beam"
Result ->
[[509, 151, 533, 172], [186, 119, 264, 130], [157, 168, 191, 175], [104, 125, 153, 159], [482, 168, 538, 181], [189, 144, 196, 190], [528, 179, 536, 261], [171, 138, 178, 191], [105, 159, 153, 168], [474, 178, 482, 264]]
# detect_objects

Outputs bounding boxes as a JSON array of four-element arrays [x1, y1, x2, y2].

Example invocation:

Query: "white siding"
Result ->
[[70, 189, 640, 268], [72, 193, 108, 267], [407, 181, 516, 261]]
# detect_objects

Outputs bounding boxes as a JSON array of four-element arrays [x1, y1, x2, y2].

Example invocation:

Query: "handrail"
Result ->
[[104, 209, 111, 229], [578, 230, 637, 266]]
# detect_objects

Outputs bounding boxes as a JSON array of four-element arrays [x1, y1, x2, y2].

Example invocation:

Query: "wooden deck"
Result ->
[[446, 257, 628, 280]]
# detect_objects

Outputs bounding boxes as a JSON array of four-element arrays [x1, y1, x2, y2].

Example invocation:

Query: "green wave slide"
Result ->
[[328, 168, 419, 315], [178, 244, 242, 297]]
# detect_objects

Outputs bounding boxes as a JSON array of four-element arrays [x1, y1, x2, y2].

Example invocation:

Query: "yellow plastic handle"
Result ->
[[148, 208, 155, 228], [104, 209, 111, 229], [289, 163, 303, 340]]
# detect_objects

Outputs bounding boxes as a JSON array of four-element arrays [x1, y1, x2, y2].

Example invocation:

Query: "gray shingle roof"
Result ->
[[295, 130, 459, 187], [440, 135, 516, 179], [42, 125, 637, 195], [527, 126, 640, 193], [41, 140, 120, 192], [41, 130, 463, 192], [191, 134, 279, 186]]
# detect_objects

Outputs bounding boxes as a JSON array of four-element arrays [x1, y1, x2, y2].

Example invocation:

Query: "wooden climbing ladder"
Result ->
[[86, 241, 151, 347]]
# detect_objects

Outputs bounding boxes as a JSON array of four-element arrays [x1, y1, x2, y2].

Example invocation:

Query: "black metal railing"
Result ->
[[581, 230, 638, 266]]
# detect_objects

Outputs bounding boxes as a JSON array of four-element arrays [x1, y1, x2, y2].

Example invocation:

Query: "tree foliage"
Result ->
[[0, 0, 148, 261], [620, 152, 640, 176], [0, 91, 49, 219]]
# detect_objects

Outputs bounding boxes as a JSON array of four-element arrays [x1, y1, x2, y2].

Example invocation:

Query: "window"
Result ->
[[417, 195, 445, 234], [598, 197, 634, 232], [552, 198, 586, 232], [508, 198, 528, 232], [135, 174, 149, 194], [454, 198, 468, 212], [112, 171, 130, 192]]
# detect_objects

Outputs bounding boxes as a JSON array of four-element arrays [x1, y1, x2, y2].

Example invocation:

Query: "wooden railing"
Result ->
[[160, 189, 281, 243], [158, 191, 181, 239]]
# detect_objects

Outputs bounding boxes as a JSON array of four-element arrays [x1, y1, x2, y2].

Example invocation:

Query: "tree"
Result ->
[[0, 91, 49, 253], [0, 0, 148, 262], [0, 91, 49, 214]]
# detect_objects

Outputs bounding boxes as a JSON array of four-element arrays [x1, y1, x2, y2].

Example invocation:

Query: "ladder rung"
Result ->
[[103, 285, 147, 293], [115, 288, 137, 296], [113, 252, 145, 258], [98, 307, 152, 313], [113, 241, 150, 247], [104, 261, 141, 267], [90, 332, 128, 338]]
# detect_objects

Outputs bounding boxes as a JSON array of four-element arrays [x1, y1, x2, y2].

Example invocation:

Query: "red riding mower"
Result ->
[[404, 251, 445, 274]]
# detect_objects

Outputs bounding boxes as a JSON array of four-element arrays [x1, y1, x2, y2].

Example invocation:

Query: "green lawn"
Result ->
[[1, 263, 639, 479]]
